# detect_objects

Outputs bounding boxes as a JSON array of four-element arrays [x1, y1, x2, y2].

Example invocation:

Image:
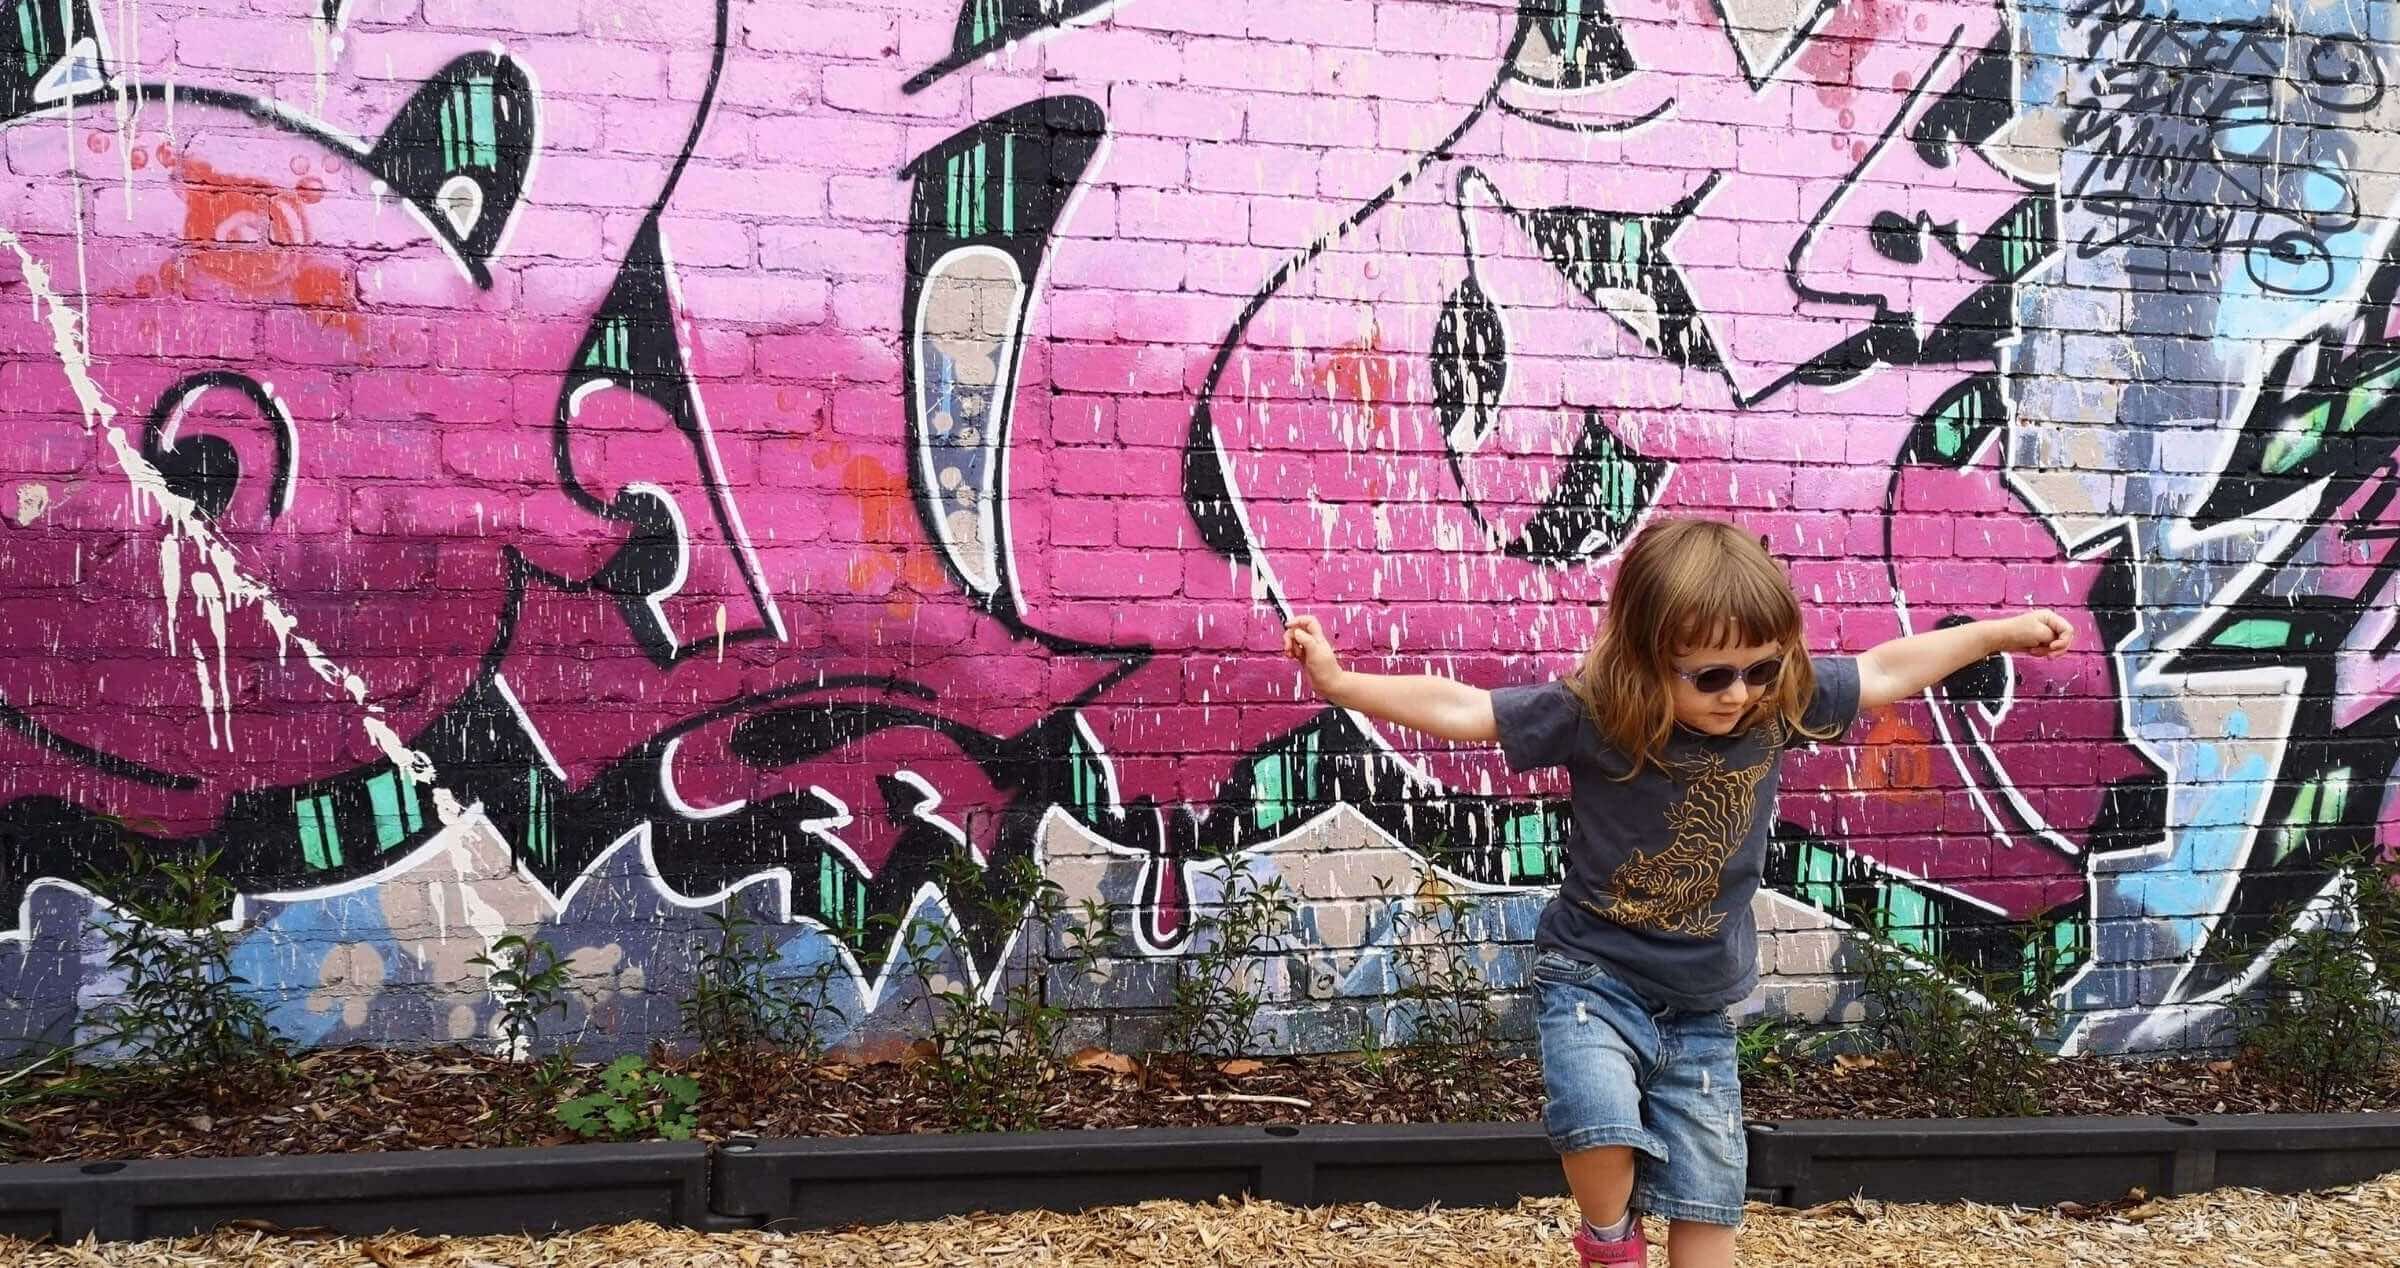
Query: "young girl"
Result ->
[[1280, 518, 2072, 1267]]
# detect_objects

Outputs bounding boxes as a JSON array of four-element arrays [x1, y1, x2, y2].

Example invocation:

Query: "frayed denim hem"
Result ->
[[1548, 1126, 1667, 1166], [1632, 1190, 1744, 1227]]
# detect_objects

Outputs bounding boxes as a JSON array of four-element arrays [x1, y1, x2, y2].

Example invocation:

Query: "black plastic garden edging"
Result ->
[[709, 1121, 1564, 1229], [1744, 1112, 2400, 1209], [4, 1113, 2398, 1244], [0, 1142, 712, 1244]]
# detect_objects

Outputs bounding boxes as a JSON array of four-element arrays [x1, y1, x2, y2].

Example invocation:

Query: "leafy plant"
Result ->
[[2229, 850, 2400, 1110], [1846, 911, 2062, 1117], [1377, 881, 1507, 1113], [470, 933, 572, 1060], [681, 909, 844, 1063], [1735, 1015, 1819, 1087], [554, 1054, 700, 1141], [1153, 848, 1298, 1068], [82, 846, 286, 1083], [890, 853, 1096, 1133], [0, 1041, 102, 1150]]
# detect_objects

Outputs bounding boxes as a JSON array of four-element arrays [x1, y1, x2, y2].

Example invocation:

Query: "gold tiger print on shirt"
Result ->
[[1581, 747, 1774, 937]]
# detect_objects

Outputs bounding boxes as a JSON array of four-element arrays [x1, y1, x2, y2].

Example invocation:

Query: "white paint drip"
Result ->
[[158, 534, 181, 651], [189, 567, 233, 747], [0, 226, 444, 795]]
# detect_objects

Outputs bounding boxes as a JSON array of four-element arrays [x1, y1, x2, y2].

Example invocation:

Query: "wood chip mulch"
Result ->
[[8, 1173, 2400, 1266], [4, 1046, 2396, 1165]]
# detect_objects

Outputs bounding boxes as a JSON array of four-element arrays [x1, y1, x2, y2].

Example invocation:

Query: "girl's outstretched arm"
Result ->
[[1856, 610, 2075, 711], [1282, 616, 1498, 743]]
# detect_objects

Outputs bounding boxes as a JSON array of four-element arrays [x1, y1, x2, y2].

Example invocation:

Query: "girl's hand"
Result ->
[[1282, 615, 1346, 697], [2002, 609, 2074, 657]]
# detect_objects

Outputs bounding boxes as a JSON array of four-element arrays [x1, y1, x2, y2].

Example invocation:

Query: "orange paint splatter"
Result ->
[[165, 155, 358, 336], [815, 444, 948, 619], [1847, 709, 1942, 807], [1319, 333, 1401, 410]]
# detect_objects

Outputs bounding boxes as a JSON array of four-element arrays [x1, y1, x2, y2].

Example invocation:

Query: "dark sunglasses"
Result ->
[[1676, 656, 1783, 695]]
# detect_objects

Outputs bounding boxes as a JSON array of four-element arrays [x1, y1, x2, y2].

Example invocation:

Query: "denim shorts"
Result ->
[[1533, 950, 1747, 1226]]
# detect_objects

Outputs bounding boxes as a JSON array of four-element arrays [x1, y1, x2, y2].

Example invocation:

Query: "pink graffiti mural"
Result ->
[[0, 0, 2165, 989]]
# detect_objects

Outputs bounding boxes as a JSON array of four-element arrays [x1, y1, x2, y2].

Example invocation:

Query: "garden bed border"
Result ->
[[3, 1113, 2397, 1243]]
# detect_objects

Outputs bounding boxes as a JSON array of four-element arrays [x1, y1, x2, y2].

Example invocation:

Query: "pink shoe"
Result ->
[[1572, 1221, 1648, 1265]]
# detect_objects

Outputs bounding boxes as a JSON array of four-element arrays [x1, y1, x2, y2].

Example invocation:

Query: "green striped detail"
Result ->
[[2021, 914, 2085, 993], [295, 792, 344, 871], [1928, 382, 1993, 465], [1500, 811, 1557, 884], [522, 764, 555, 866], [2260, 356, 2400, 477], [1250, 727, 1324, 831], [817, 851, 868, 931], [1585, 418, 1648, 533], [943, 140, 997, 239], [365, 769, 425, 853], [583, 316, 631, 372], [1000, 133, 1016, 238], [16, 2, 48, 78], [967, 0, 1002, 44], [437, 71, 502, 174], [1066, 723, 1110, 820], [1253, 748, 1287, 830], [1791, 839, 1844, 914], [1992, 197, 2053, 279], [2275, 768, 2353, 864], [1879, 882, 1933, 954]]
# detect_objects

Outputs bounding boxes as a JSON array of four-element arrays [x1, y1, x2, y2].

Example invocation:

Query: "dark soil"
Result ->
[[5, 1045, 2396, 1164]]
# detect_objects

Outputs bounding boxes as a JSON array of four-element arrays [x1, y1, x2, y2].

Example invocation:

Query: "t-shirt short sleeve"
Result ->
[[1791, 655, 1863, 747], [1491, 680, 1589, 772]]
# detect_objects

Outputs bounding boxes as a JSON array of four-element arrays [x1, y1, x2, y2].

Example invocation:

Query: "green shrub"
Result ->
[[1378, 883, 1506, 1113], [1847, 912, 2062, 1117], [890, 854, 1098, 1133], [681, 910, 846, 1064], [83, 846, 286, 1083], [2230, 850, 2400, 1110], [1153, 849, 1298, 1068]]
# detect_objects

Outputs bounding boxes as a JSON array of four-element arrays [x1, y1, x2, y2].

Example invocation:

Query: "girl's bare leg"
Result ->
[[1666, 1219, 1736, 1268], [1559, 1146, 1637, 1226]]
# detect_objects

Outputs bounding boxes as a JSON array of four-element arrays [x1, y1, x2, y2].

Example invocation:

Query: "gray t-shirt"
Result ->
[[1492, 658, 1861, 1012]]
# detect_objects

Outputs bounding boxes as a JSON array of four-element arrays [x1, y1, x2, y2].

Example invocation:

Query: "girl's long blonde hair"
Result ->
[[1566, 518, 1831, 776]]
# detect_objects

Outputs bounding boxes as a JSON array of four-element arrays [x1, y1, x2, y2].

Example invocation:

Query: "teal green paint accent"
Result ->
[[297, 796, 329, 871], [1882, 883, 1930, 952], [2277, 768, 2355, 863], [400, 778, 422, 834], [1503, 812, 1549, 881], [1793, 842, 1832, 912], [1001, 134, 1016, 237], [295, 794, 344, 871], [2263, 408, 2328, 477], [974, 141, 990, 236], [469, 77, 498, 169], [1301, 726, 1321, 800], [18, 5, 41, 78], [524, 766, 552, 865], [366, 771, 406, 851], [1253, 752, 1287, 830], [2214, 617, 2291, 650]]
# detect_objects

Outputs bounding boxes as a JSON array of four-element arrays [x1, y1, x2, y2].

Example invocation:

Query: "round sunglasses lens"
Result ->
[[1746, 659, 1784, 687], [1691, 667, 1738, 693]]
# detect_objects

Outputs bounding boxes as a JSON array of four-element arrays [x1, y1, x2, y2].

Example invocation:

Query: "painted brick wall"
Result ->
[[2, 0, 2395, 1060]]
